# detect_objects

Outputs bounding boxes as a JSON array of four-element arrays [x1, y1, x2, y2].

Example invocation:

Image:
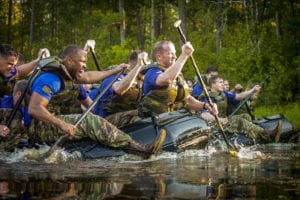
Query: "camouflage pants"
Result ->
[[226, 113, 264, 139], [27, 113, 131, 148], [105, 109, 141, 128], [0, 108, 25, 151]]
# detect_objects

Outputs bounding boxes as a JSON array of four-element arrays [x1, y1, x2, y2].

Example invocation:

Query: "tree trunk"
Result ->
[[119, 0, 125, 44], [51, 0, 58, 39], [136, 8, 144, 49], [216, 0, 223, 53], [151, 0, 161, 43], [178, 0, 187, 44], [7, 0, 13, 43], [29, 0, 35, 47]]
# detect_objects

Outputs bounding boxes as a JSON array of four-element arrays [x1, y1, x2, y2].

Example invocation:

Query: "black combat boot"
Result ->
[[127, 129, 167, 159], [260, 120, 283, 143]]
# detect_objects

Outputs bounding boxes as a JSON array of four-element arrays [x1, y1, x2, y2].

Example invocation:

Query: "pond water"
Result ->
[[0, 143, 299, 200]]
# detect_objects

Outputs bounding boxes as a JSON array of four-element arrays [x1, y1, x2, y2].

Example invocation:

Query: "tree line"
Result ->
[[0, 0, 299, 105]]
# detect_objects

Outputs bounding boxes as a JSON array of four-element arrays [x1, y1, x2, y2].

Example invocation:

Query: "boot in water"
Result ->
[[127, 128, 167, 159], [263, 120, 283, 143]]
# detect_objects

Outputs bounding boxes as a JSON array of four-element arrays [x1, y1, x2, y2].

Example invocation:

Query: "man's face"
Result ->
[[66, 51, 87, 80], [0, 56, 18, 77], [211, 78, 224, 92], [156, 43, 177, 68], [223, 80, 230, 91]]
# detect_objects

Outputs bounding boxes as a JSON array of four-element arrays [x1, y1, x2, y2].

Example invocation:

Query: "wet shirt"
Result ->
[[89, 74, 124, 117], [142, 67, 163, 95]]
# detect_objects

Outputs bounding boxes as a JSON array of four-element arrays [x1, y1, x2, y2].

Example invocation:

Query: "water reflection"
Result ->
[[0, 144, 299, 199]]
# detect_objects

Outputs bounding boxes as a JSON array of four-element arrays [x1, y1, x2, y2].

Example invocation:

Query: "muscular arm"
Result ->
[[155, 53, 190, 87], [76, 68, 124, 84], [28, 92, 76, 136], [15, 48, 50, 79], [112, 63, 142, 95]]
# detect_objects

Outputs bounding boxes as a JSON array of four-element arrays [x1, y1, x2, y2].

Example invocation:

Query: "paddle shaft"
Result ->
[[174, 20, 236, 151], [229, 76, 270, 118], [40, 68, 125, 160], [90, 48, 101, 71]]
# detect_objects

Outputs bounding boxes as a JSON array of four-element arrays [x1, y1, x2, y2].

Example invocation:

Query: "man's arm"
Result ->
[[235, 85, 260, 100], [156, 42, 194, 87], [28, 92, 76, 136], [185, 94, 218, 116], [113, 53, 147, 95], [15, 48, 50, 79], [76, 67, 126, 84]]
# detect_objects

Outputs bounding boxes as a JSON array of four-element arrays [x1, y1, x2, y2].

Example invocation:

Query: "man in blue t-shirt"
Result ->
[[1, 45, 166, 159], [0, 44, 50, 104], [139, 40, 217, 117], [90, 51, 148, 127], [191, 66, 218, 98], [200, 75, 282, 143]]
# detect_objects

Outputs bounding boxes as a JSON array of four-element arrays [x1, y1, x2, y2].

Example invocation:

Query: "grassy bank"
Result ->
[[255, 102, 300, 130]]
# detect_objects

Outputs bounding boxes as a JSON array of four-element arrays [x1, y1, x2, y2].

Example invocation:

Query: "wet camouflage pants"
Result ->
[[28, 113, 131, 148], [105, 109, 141, 128], [0, 108, 25, 151], [226, 113, 264, 139]]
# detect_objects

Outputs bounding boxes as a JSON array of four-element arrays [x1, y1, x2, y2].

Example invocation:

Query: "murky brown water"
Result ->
[[0, 143, 299, 200]]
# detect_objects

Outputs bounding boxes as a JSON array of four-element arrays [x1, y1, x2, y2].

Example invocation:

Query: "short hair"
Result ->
[[58, 45, 85, 60], [13, 80, 28, 95], [206, 66, 218, 74], [152, 40, 173, 60], [208, 75, 221, 86], [128, 50, 142, 63], [0, 44, 19, 59]]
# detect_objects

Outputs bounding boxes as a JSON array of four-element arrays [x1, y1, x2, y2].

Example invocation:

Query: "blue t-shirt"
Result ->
[[31, 73, 87, 100], [191, 83, 203, 98], [142, 67, 163, 95], [89, 74, 124, 117], [0, 95, 32, 127]]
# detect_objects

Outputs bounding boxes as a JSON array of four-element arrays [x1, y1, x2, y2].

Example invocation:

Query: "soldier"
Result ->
[[200, 75, 282, 142], [89, 50, 149, 127], [138, 40, 217, 117], [1, 45, 166, 159], [0, 44, 50, 103], [191, 66, 218, 98]]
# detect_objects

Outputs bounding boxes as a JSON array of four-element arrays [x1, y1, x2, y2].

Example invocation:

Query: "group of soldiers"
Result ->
[[0, 40, 282, 159]]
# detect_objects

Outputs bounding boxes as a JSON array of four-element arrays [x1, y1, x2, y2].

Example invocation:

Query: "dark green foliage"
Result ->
[[0, 0, 299, 106]]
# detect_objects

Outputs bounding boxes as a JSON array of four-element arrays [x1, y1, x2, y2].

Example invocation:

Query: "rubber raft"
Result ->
[[61, 110, 298, 159]]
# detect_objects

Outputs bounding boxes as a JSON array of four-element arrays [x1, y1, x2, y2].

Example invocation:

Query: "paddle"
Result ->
[[39, 68, 125, 160], [84, 40, 101, 71], [229, 76, 270, 118], [174, 20, 238, 152]]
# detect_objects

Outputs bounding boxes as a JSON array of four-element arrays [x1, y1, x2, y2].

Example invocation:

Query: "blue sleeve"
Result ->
[[31, 73, 62, 101], [99, 74, 124, 102], [191, 83, 203, 97], [78, 84, 88, 101], [224, 90, 237, 105], [89, 88, 99, 100], [143, 68, 162, 95], [6, 66, 17, 82], [0, 95, 13, 108]]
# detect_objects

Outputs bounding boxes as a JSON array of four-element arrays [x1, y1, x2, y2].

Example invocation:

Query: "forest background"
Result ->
[[0, 0, 299, 129]]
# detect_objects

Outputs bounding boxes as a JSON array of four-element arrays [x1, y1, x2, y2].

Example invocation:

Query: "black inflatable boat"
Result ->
[[63, 110, 298, 159]]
